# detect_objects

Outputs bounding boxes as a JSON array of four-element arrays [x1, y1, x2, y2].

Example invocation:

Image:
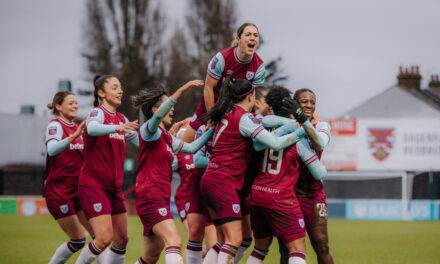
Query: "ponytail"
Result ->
[[132, 84, 168, 120], [93, 74, 113, 107], [203, 78, 253, 126]]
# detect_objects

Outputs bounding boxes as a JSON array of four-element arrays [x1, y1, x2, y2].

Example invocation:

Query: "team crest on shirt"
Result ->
[[60, 204, 69, 214], [93, 203, 102, 212], [90, 109, 99, 117], [158, 208, 168, 216], [246, 71, 255, 80], [211, 57, 219, 69], [226, 69, 234, 75], [180, 210, 186, 218], [367, 128, 395, 161], [247, 114, 261, 124], [299, 219, 305, 228], [185, 202, 190, 211], [48, 126, 57, 135], [232, 204, 240, 214]]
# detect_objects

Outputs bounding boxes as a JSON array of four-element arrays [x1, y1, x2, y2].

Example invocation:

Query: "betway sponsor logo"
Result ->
[[70, 143, 84, 150], [109, 133, 125, 140]]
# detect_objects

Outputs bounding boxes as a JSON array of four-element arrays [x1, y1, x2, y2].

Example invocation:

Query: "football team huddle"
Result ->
[[44, 23, 334, 264]]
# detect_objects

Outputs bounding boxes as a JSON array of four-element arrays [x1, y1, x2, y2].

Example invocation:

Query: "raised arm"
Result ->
[[146, 97, 176, 137], [204, 52, 224, 111], [146, 80, 204, 139]]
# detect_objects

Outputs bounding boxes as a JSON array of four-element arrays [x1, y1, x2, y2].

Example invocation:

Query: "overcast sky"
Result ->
[[1, 0, 439, 118]]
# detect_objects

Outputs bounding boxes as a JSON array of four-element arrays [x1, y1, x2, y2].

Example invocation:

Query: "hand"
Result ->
[[177, 80, 204, 95], [205, 121, 213, 131], [169, 120, 188, 136], [311, 113, 322, 125], [116, 120, 139, 133], [69, 121, 85, 142], [281, 97, 308, 124]]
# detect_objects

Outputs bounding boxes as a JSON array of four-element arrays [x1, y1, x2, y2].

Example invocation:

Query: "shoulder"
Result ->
[[88, 107, 104, 118], [219, 46, 235, 57], [253, 52, 264, 64], [240, 112, 261, 125], [47, 120, 62, 131]]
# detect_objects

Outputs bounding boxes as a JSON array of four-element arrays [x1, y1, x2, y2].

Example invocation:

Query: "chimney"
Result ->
[[429, 74, 440, 97], [397, 65, 421, 89]]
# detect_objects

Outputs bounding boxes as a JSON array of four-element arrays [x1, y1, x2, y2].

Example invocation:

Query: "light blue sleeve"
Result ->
[[173, 128, 214, 154], [262, 115, 295, 129], [45, 121, 63, 143], [124, 115, 138, 146], [87, 121, 117, 136], [46, 138, 70, 156], [172, 155, 178, 171], [302, 120, 331, 151], [127, 135, 139, 148], [194, 150, 209, 168], [296, 139, 327, 180], [146, 97, 177, 138], [239, 113, 265, 138], [315, 122, 332, 149], [85, 108, 118, 136], [253, 124, 304, 152], [206, 52, 225, 80], [139, 122, 161, 142], [253, 128, 306, 152], [253, 63, 266, 85], [85, 108, 105, 126]]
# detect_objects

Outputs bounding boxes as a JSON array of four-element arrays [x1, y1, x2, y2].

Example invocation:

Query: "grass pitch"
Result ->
[[0, 215, 439, 263]]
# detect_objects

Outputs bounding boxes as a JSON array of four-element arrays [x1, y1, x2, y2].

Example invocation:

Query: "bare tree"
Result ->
[[164, 27, 198, 122], [186, 0, 237, 79], [82, 0, 166, 120]]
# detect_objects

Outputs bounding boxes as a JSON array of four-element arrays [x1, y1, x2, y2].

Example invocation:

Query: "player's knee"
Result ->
[[96, 233, 113, 248], [229, 236, 243, 248], [68, 238, 86, 252], [188, 226, 204, 241], [166, 235, 182, 248], [314, 238, 330, 255], [116, 234, 129, 247], [144, 253, 161, 264]]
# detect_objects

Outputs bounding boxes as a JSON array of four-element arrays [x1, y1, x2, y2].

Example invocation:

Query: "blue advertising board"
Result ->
[[346, 200, 439, 220]]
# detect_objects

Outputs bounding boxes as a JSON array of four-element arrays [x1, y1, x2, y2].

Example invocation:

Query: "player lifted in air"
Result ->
[[181, 23, 266, 143]]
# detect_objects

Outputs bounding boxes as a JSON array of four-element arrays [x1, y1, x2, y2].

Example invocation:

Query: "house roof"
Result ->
[[343, 84, 440, 118]]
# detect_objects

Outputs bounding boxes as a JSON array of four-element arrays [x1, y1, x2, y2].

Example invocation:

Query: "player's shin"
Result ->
[[246, 248, 268, 264], [49, 238, 86, 264], [203, 243, 222, 264], [234, 238, 252, 263], [186, 240, 203, 264], [217, 243, 238, 264], [288, 251, 306, 264], [75, 241, 104, 264], [165, 246, 183, 264]]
